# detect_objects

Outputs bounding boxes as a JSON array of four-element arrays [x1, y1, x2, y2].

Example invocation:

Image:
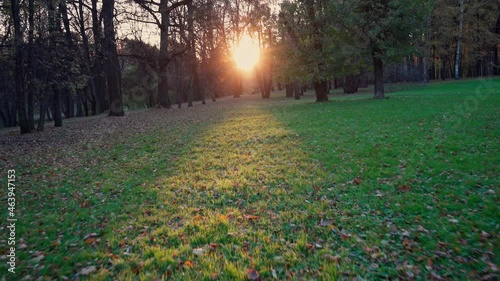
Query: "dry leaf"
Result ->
[[193, 247, 205, 256], [79, 265, 97, 275], [398, 185, 411, 192], [246, 268, 261, 281], [244, 215, 261, 220]]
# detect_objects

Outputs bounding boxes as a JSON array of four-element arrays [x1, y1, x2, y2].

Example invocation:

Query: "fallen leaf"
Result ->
[[319, 219, 333, 227], [398, 185, 411, 192], [244, 215, 261, 221], [428, 271, 444, 280], [79, 266, 97, 275], [272, 269, 278, 279], [83, 233, 99, 240], [193, 247, 205, 256], [31, 254, 44, 263], [246, 268, 261, 281]]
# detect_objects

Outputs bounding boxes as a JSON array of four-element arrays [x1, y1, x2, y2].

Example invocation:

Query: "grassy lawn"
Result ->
[[1, 78, 499, 280]]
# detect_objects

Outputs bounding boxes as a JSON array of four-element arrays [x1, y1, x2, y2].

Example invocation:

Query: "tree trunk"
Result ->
[[27, 0, 35, 130], [313, 81, 329, 102], [52, 88, 63, 127], [343, 75, 359, 94], [77, 0, 97, 113], [157, 0, 172, 108], [233, 71, 242, 98], [455, 0, 464, 80], [91, 0, 108, 113], [285, 83, 293, 97], [187, 1, 195, 107], [102, 0, 124, 116], [76, 91, 84, 117], [10, 101, 17, 126], [293, 81, 301, 100], [37, 97, 47, 132], [11, 0, 30, 134], [373, 56, 385, 99], [494, 15, 500, 76]]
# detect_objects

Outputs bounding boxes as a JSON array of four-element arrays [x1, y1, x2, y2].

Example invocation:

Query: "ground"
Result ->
[[0, 78, 499, 280]]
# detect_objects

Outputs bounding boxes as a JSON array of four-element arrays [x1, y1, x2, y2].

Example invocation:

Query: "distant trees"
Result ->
[[0, 0, 124, 134], [278, 0, 331, 102], [0, 0, 498, 133]]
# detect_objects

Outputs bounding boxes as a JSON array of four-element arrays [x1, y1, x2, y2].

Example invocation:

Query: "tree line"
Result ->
[[0, 0, 498, 134]]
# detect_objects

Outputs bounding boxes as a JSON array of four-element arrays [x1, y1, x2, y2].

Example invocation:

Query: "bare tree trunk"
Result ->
[[423, 12, 432, 83], [76, 91, 84, 117], [187, 1, 195, 107], [47, 0, 62, 127], [91, 0, 108, 113], [157, 0, 174, 108], [37, 97, 47, 132], [293, 81, 301, 100], [103, 0, 124, 116], [11, 0, 30, 134], [373, 56, 385, 99], [494, 15, 500, 75], [313, 81, 329, 102], [285, 83, 293, 97], [455, 0, 464, 80], [27, 0, 35, 130], [343, 75, 359, 94], [52, 88, 63, 127]]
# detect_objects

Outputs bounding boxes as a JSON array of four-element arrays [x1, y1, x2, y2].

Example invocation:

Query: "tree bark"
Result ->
[[293, 81, 301, 100], [373, 56, 385, 99], [37, 97, 47, 132], [455, 0, 464, 80], [343, 75, 359, 94], [76, 91, 84, 117], [285, 83, 293, 97], [157, 0, 172, 108], [494, 15, 500, 76], [91, 0, 108, 113], [313, 81, 329, 102], [187, 1, 196, 107], [52, 88, 63, 127], [11, 0, 30, 134], [103, 0, 124, 116], [27, 0, 35, 130]]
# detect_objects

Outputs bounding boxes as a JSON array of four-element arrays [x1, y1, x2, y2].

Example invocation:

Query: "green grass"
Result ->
[[1, 78, 499, 280]]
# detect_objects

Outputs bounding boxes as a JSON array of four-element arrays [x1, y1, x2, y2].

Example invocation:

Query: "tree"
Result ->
[[351, 0, 427, 99], [132, 0, 193, 108], [102, 0, 124, 116], [10, 0, 30, 133], [278, 0, 331, 102]]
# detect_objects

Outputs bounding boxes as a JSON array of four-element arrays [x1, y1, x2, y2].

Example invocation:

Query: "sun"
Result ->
[[233, 35, 260, 71]]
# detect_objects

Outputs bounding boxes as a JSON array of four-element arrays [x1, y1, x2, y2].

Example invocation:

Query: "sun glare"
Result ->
[[233, 35, 260, 71]]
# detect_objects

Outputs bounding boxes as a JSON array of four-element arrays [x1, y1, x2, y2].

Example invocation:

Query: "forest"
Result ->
[[0, 0, 499, 133]]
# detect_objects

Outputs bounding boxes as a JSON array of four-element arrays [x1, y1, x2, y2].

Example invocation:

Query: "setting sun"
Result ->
[[233, 35, 260, 71]]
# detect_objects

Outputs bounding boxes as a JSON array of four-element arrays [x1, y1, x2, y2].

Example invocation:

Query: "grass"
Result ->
[[1, 77, 499, 280]]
